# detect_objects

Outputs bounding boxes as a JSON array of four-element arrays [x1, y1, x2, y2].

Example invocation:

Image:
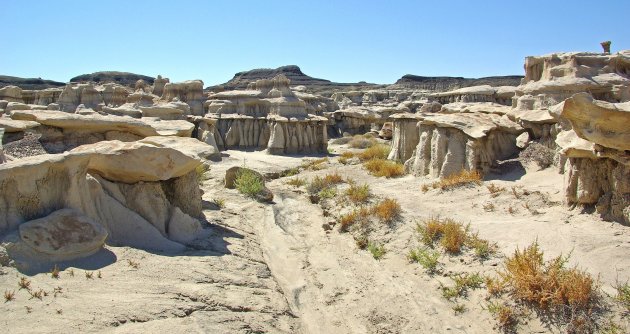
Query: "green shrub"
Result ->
[[235, 168, 264, 198], [408, 248, 440, 273]]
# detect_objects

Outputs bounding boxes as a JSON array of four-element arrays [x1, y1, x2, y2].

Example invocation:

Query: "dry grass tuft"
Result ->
[[307, 172, 346, 198], [614, 281, 630, 312], [301, 157, 329, 170], [4, 290, 15, 302], [338, 151, 356, 165], [358, 144, 390, 161], [372, 198, 401, 224], [499, 241, 599, 317], [29, 289, 44, 300], [487, 301, 518, 331], [338, 207, 371, 232], [431, 170, 482, 190], [345, 183, 371, 204], [486, 276, 507, 296], [50, 264, 60, 279], [348, 135, 377, 149], [417, 217, 494, 257], [211, 198, 226, 209], [363, 159, 404, 178], [18, 277, 31, 291], [486, 183, 506, 197], [127, 259, 140, 269], [286, 177, 306, 187], [85, 271, 93, 279]]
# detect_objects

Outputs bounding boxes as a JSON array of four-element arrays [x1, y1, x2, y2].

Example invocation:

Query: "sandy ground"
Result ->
[[1, 144, 629, 333]]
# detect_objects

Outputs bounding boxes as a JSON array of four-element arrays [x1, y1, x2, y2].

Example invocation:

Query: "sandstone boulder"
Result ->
[[18, 208, 107, 259]]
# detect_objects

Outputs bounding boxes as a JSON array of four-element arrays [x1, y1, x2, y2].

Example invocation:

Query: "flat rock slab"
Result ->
[[19, 208, 107, 258], [0, 118, 40, 132]]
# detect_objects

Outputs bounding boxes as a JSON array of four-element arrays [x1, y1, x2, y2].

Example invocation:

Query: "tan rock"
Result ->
[[561, 93, 630, 151], [18, 208, 107, 259]]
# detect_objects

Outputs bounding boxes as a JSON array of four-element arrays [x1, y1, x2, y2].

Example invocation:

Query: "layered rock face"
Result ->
[[556, 93, 630, 224], [389, 109, 522, 177], [428, 85, 516, 106], [205, 75, 328, 154], [0, 137, 214, 269], [161, 80, 205, 116]]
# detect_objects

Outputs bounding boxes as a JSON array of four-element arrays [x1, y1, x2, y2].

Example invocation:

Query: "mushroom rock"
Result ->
[[58, 83, 104, 112]]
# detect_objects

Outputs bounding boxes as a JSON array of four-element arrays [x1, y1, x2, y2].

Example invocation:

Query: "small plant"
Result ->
[[25, 306, 32, 313], [452, 272, 484, 291], [452, 303, 466, 314], [286, 177, 306, 187], [53, 287, 63, 297], [486, 276, 507, 296], [29, 289, 44, 300], [421, 184, 430, 193], [338, 151, 355, 164], [318, 187, 337, 200], [97, 271, 102, 279], [613, 280, 630, 312], [510, 186, 521, 199], [431, 170, 482, 190], [355, 234, 369, 250], [18, 277, 31, 290], [307, 173, 345, 195], [358, 144, 390, 161], [348, 135, 377, 149], [408, 248, 440, 273], [301, 157, 329, 170], [367, 242, 386, 260], [522, 201, 540, 215], [235, 168, 264, 198], [363, 159, 404, 178], [345, 183, 371, 204], [372, 198, 401, 224], [127, 259, 139, 269], [338, 207, 371, 232], [466, 233, 496, 259], [56, 309, 63, 315], [51, 264, 60, 279], [195, 164, 210, 185], [211, 198, 226, 209], [487, 301, 518, 331], [482, 202, 495, 212], [68, 268, 75, 277], [439, 220, 469, 254], [4, 290, 15, 302], [85, 271, 93, 279], [507, 206, 517, 215], [486, 183, 505, 197]]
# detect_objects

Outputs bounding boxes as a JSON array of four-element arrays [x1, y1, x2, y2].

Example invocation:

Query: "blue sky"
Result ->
[[3, 0, 629, 86]]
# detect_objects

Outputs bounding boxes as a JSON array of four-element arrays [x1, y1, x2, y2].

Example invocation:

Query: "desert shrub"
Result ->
[[487, 301, 518, 331], [499, 241, 599, 320], [439, 220, 468, 254], [486, 276, 507, 296], [372, 198, 401, 223], [431, 169, 482, 190], [211, 198, 226, 209], [280, 167, 300, 177], [286, 177, 306, 187], [358, 144, 390, 161], [348, 135, 377, 149], [416, 217, 490, 255], [367, 242, 386, 260], [195, 164, 210, 185], [363, 159, 404, 178], [318, 187, 337, 200], [345, 183, 371, 204], [338, 207, 371, 232], [614, 281, 630, 312], [4, 290, 15, 302], [440, 272, 484, 300], [338, 151, 355, 165], [519, 142, 555, 169], [486, 183, 505, 197], [466, 233, 497, 259], [408, 248, 440, 273], [306, 173, 344, 195], [301, 157, 329, 170], [235, 168, 264, 198]]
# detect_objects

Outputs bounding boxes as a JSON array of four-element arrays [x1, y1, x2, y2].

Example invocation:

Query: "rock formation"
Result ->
[[205, 75, 328, 154], [428, 85, 516, 106], [556, 93, 629, 224], [391, 74, 523, 91], [161, 80, 205, 116], [152, 74, 169, 97], [70, 71, 155, 88], [0, 137, 215, 269]]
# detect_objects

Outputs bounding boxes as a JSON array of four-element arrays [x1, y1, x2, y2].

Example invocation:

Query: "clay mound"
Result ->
[[70, 71, 155, 87]]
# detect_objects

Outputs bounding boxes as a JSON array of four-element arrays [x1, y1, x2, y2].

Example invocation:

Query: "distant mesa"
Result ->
[[392, 74, 523, 91], [0, 75, 65, 90], [210, 65, 380, 93], [70, 71, 156, 87]]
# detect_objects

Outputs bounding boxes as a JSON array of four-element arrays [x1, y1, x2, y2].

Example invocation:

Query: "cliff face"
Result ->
[[70, 71, 155, 87], [0, 75, 65, 90], [391, 75, 523, 91]]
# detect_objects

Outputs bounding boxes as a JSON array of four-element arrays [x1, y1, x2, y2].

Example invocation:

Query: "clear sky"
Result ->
[[3, 0, 629, 86]]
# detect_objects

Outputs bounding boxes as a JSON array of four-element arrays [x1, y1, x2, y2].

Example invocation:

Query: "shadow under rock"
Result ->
[[17, 248, 118, 276], [485, 159, 526, 182]]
